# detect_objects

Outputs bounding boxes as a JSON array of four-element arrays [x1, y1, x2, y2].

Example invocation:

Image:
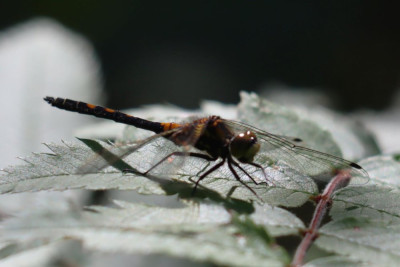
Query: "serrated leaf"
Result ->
[[0, 92, 389, 265], [0, 141, 163, 195], [1, 201, 293, 267], [0, 139, 318, 207], [2, 92, 376, 208]]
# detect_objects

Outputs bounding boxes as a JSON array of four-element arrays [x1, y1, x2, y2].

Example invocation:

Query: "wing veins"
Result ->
[[77, 127, 183, 174], [223, 119, 368, 179]]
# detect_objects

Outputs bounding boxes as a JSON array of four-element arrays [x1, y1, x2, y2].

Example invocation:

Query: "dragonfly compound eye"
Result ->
[[230, 131, 260, 163]]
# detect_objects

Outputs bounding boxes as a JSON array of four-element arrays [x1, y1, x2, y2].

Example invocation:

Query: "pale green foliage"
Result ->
[[315, 155, 400, 265], [0, 92, 398, 266], [1, 201, 293, 267]]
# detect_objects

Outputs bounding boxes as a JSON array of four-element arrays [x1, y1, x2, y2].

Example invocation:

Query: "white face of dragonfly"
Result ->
[[230, 130, 260, 163]]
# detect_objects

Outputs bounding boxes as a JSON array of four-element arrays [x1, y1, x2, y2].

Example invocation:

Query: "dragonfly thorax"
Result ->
[[230, 130, 260, 163]]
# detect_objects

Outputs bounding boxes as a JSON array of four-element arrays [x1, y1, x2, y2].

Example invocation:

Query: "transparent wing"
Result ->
[[76, 128, 179, 174], [130, 120, 212, 177], [222, 119, 369, 185], [76, 119, 212, 177]]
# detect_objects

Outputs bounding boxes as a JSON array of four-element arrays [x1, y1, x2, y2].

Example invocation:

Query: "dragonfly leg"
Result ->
[[248, 162, 274, 185], [144, 152, 216, 175], [227, 156, 260, 199], [192, 159, 225, 196], [230, 159, 260, 185]]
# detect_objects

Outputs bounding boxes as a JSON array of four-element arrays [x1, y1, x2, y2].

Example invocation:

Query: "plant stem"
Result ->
[[291, 170, 352, 266]]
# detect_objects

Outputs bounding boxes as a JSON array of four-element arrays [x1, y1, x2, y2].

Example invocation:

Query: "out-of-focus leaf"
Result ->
[[0, 18, 103, 168], [0, 241, 87, 267], [1, 200, 292, 267]]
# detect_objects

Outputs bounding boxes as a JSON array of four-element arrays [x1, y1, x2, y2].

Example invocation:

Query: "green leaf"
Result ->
[[245, 203, 305, 236], [1, 200, 293, 266], [331, 155, 400, 222], [1, 92, 385, 265], [332, 185, 400, 224], [312, 155, 400, 265], [1, 92, 376, 211], [357, 154, 400, 188], [0, 141, 164, 195], [316, 218, 400, 266], [304, 256, 367, 267], [237, 92, 343, 157], [0, 139, 318, 207], [237, 92, 379, 160]]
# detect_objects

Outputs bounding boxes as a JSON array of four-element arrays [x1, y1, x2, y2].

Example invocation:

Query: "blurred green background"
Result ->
[[1, 1, 399, 110]]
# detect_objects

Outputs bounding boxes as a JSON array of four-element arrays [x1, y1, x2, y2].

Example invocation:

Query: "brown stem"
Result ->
[[291, 170, 352, 267]]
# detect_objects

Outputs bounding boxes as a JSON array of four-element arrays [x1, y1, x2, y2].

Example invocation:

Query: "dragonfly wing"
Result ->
[[271, 135, 303, 144], [169, 118, 209, 147], [147, 118, 212, 176], [76, 128, 180, 174], [223, 119, 369, 185], [77, 118, 212, 180]]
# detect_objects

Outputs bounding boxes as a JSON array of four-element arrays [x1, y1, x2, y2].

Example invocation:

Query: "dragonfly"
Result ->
[[44, 97, 369, 196]]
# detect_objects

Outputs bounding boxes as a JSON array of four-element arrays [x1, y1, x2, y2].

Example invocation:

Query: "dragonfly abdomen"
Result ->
[[44, 97, 165, 133]]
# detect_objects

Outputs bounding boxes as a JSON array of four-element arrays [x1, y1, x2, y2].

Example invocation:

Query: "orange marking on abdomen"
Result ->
[[161, 122, 181, 131], [104, 108, 115, 113], [86, 103, 96, 109]]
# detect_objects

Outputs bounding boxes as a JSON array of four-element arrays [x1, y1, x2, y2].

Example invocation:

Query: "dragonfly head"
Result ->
[[230, 130, 260, 163]]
